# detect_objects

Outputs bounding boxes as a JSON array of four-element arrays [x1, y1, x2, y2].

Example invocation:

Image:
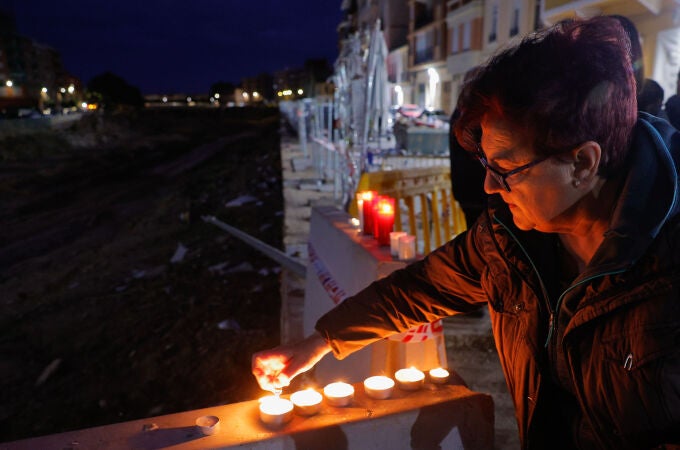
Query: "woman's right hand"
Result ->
[[251, 331, 332, 393]]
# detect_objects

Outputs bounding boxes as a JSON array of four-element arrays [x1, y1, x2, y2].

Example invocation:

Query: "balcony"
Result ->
[[414, 47, 435, 65]]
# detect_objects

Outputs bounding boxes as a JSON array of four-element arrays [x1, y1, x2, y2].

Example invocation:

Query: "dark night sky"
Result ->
[[8, 1, 343, 94]]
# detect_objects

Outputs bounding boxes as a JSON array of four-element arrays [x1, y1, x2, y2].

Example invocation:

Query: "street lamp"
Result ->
[[394, 85, 404, 106], [5, 80, 13, 87], [427, 67, 440, 109]]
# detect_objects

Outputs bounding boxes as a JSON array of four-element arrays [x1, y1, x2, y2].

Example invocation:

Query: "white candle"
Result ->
[[395, 367, 425, 391], [390, 231, 407, 257], [195, 415, 220, 435], [323, 382, 354, 407], [398, 234, 416, 261], [363, 375, 395, 399], [429, 367, 450, 384], [290, 388, 323, 416], [259, 395, 294, 427]]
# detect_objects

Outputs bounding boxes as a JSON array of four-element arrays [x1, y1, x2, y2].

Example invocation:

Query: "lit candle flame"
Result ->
[[324, 382, 354, 398], [359, 191, 375, 202], [395, 367, 425, 382], [364, 375, 394, 390], [291, 388, 322, 406], [259, 395, 294, 415], [429, 367, 449, 378], [378, 202, 393, 215]]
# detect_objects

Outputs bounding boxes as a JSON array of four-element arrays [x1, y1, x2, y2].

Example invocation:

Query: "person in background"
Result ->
[[665, 93, 680, 129], [638, 78, 665, 116], [448, 68, 486, 227], [665, 70, 680, 129], [253, 16, 680, 449]]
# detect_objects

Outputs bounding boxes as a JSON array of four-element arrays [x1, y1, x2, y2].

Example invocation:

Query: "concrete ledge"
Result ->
[[4, 382, 493, 450]]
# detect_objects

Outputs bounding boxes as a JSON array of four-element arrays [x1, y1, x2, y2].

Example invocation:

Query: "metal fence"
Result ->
[[280, 99, 449, 208]]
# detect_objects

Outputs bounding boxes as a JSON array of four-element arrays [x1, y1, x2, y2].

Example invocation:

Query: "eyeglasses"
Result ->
[[475, 144, 551, 192]]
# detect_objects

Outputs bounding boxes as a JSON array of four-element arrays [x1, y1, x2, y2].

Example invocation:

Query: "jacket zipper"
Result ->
[[492, 216, 627, 346], [543, 271, 625, 348], [493, 216, 552, 329]]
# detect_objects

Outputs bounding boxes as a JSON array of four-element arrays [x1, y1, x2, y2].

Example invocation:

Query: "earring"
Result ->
[[573, 179, 581, 187]]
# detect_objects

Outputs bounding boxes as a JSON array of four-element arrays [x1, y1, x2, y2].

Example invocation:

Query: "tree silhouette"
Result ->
[[87, 72, 144, 109]]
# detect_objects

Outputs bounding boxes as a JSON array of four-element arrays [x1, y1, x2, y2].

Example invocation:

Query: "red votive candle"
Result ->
[[359, 191, 377, 235], [375, 196, 395, 246]]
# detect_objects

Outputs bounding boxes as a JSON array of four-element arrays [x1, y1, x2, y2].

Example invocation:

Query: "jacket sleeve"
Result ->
[[315, 219, 489, 360]]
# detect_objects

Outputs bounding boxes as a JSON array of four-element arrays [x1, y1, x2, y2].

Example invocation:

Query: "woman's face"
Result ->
[[480, 116, 582, 233]]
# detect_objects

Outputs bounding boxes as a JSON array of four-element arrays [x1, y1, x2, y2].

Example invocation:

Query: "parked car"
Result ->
[[397, 104, 424, 119], [419, 108, 449, 122], [413, 108, 450, 129]]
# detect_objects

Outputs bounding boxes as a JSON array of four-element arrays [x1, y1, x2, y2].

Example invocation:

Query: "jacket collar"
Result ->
[[588, 113, 679, 274]]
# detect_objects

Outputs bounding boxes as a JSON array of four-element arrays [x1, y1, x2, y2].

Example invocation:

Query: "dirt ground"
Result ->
[[0, 107, 285, 442]]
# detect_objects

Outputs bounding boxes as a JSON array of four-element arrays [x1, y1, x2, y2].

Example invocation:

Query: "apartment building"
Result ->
[[340, 0, 680, 115], [542, 0, 680, 100], [0, 8, 77, 112]]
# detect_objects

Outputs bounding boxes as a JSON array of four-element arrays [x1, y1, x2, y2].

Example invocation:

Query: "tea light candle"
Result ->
[[323, 382, 354, 407], [390, 231, 407, 257], [290, 388, 323, 416], [356, 192, 365, 230], [398, 234, 416, 261], [429, 367, 450, 384], [259, 395, 294, 427], [375, 197, 395, 246], [195, 415, 220, 435], [395, 367, 425, 391], [363, 375, 395, 399]]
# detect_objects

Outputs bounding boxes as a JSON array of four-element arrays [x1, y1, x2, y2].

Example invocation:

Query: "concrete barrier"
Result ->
[[304, 205, 447, 385], [4, 382, 493, 450]]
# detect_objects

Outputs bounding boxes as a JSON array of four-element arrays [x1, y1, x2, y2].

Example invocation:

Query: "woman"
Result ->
[[253, 17, 680, 449]]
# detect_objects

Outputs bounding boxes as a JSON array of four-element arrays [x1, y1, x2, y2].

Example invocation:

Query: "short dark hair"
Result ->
[[610, 15, 643, 94], [455, 16, 637, 178]]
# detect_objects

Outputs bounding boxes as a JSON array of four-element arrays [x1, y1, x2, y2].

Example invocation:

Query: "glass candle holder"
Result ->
[[390, 231, 407, 257], [398, 234, 416, 261], [374, 197, 395, 246], [357, 191, 377, 235]]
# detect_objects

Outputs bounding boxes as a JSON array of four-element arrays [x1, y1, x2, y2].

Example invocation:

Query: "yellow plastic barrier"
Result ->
[[351, 166, 467, 255]]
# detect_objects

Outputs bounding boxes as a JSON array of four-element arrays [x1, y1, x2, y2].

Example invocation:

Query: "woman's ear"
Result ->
[[571, 141, 601, 185]]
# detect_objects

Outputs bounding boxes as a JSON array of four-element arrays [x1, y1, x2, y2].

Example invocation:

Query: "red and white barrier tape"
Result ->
[[308, 242, 443, 343]]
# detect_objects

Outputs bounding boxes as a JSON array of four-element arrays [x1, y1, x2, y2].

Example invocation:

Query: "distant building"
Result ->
[[241, 73, 274, 104], [339, 0, 680, 114], [273, 59, 334, 103], [0, 7, 80, 113]]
